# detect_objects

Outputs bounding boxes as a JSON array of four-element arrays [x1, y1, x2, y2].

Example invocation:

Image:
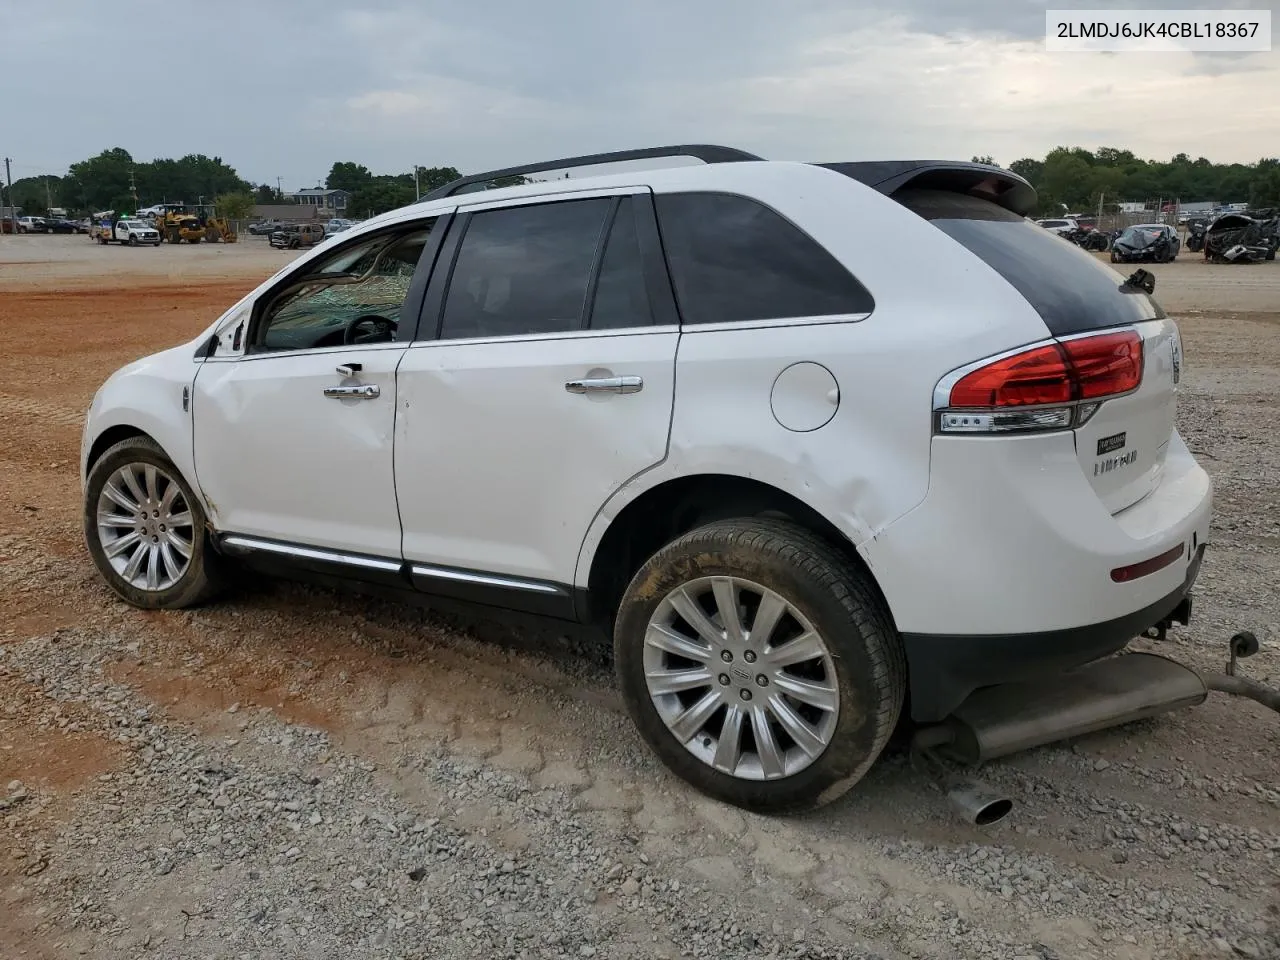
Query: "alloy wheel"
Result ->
[[643, 576, 840, 781], [96, 462, 195, 591]]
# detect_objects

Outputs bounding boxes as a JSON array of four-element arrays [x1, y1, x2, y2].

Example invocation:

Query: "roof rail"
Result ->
[[421, 144, 764, 201]]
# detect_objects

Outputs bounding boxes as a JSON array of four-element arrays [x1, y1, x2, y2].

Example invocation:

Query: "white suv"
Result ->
[[81, 146, 1212, 812]]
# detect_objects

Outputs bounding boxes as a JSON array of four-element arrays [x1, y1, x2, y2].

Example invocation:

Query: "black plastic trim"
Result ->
[[579, 196, 620, 331], [415, 211, 471, 342], [214, 533, 582, 623], [902, 544, 1205, 723], [399, 210, 454, 343], [632, 191, 682, 329], [216, 534, 409, 589], [422, 145, 763, 201], [818, 161, 1038, 217]]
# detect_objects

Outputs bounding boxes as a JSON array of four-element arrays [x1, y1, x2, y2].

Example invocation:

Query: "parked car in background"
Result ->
[[1034, 217, 1079, 237], [269, 222, 326, 249], [1111, 223, 1180, 263], [248, 219, 285, 236], [326, 218, 355, 234], [16, 216, 47, 233], [45, 217, 86, 234]]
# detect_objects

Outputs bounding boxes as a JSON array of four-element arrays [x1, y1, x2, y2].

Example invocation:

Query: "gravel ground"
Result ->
[[0, 236, 1277, 959]]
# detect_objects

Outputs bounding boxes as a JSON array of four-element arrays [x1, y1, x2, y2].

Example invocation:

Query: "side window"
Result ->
[[255, 221, 436, 353], [439, 198, 611, 340], [588, 197, 653, 330], [655, 192, 874, 325]]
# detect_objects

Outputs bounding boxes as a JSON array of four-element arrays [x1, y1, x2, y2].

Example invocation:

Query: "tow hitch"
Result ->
[[913, 630, 1277, 825]]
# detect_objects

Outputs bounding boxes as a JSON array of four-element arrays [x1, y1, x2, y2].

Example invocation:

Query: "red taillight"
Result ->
[[948, 331, 1143, 408], [939, 330, 1144, 434], [948, 344, 1073, 407], [1061, 331, 1144, 400]]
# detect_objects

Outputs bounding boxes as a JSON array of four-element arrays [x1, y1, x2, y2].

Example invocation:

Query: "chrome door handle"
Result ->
[[564, 376, 643, 395], [323, 384, 380, 400]]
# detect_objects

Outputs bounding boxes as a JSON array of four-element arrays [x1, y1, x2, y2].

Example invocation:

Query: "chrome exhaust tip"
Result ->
[[912, 729, 1014, 827], [946, 776, 1013, 826]]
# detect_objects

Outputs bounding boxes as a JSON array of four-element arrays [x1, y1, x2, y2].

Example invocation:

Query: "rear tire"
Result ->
[[614, 517, 904, 813], [84, 437, 225, 610]]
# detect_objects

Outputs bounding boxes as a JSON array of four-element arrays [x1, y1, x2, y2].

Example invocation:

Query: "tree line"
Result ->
[[976, 148, 1280, 215], [5, 145, 1278, 222]]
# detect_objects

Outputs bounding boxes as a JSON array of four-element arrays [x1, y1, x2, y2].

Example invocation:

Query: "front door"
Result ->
[[192, 217, 444, 558], [394, 191, 679, 606]]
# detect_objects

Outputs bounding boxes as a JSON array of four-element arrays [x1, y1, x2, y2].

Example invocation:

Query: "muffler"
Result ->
[[935, 652, 1208, 765]]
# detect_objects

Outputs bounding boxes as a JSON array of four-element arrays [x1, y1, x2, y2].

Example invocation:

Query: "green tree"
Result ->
[[9, 175, 63, 216], [68, 147, 135, 211], [414, 165, 462, 193], [350, 178, 417, 217], [971, 155, 997, 167], [326, 162, 374, 193], [215, 191, 257, 221], [255, 183, 281, 203]]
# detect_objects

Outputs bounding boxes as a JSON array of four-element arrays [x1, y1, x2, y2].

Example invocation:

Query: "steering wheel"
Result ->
[[343, 314, 397, 345]]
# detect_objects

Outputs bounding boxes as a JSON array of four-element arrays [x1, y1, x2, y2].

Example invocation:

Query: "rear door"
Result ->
[[394, 189, 679, 609]]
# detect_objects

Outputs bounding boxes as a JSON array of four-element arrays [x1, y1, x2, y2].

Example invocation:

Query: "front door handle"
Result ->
[[564, 376, 643, 395], [323, 384, 380, 400]]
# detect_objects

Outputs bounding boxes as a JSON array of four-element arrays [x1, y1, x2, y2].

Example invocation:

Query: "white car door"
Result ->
[[394, 190, 679, 615], [192, 215, 448, 562]]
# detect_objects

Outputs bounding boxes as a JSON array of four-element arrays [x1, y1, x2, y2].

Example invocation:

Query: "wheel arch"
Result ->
[[580, 473, 894, 634], [86, 424, 153, 474]]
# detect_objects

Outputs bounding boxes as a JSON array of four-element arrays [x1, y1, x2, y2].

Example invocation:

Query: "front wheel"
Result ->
[[84, 437, 224, 609], [614, 518, 905, 813]]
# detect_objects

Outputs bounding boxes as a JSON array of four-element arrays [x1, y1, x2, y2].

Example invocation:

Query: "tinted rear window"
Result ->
[[655, 192, 874, 325], [898, 189, 1164, 336]]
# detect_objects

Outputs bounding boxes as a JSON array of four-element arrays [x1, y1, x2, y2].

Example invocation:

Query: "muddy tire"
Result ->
[[84, 436, 225, 610], [614, 517, 904, 813]]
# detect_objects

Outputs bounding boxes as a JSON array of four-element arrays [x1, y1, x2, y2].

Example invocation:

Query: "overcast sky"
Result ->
[[2, 0, 1277, 189]]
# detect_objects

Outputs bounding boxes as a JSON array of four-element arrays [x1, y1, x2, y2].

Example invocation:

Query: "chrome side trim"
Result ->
[[221, 535, 403, 572], [678, 312, 871, 333], [410, 563, 564, 595]]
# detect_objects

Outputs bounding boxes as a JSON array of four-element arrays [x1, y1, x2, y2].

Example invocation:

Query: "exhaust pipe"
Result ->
[[945, 775, 1014, 826], [911, 728, 1013, 827]]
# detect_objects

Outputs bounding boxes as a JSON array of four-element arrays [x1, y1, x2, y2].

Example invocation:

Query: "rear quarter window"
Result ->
[[654, 191, 874, 325], [898, 189, 1164, 336]]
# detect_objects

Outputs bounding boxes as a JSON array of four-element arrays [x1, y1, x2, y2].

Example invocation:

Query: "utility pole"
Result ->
[[45, 176, 53, 213], [3, 157, 14, 234], [129, 168, 139, 213], [414, 165, 420, 201], [276, 176, 283, 200]]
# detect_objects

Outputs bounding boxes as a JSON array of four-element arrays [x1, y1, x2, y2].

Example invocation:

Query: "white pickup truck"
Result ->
[[96, 219, 161, 246]]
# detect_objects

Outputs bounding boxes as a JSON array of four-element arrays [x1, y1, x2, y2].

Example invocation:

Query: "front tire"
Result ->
[[614, 518, 904, 813], [84, 437, 224, 609]]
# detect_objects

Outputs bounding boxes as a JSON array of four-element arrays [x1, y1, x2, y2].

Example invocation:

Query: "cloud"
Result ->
[[3, 0, 1278, 189]]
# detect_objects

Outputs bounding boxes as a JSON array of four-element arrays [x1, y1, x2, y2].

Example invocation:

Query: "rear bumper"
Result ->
[[903, 544, 1203, 722]]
